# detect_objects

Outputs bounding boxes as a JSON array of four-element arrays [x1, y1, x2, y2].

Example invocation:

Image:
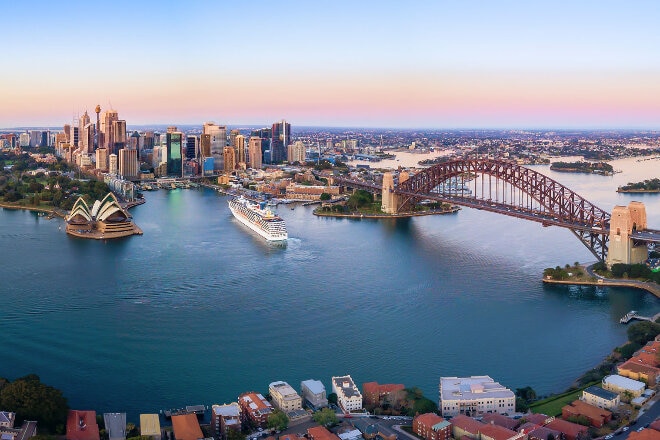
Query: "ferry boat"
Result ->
[[228, 197, 288, 241]]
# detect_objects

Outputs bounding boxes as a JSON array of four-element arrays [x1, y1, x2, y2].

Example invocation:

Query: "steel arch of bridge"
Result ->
[[395, 158, 612, 260]]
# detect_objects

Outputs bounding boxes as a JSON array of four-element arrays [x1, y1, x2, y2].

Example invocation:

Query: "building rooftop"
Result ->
[[103, 413, 126, 440], [545, 419, 588, 439], [270, 381, 300, 398], [171, 414, 203, 440], [0, 413, 14, 428], [308, 426, 341, 440], [479, 424, 518, 440], [603, 375, 645, 391], [563, 400, 611, 421], [450, 415, 485, 435], [415, 413, 444, 427], [332, 376, 361, 398], [139, 414, 161, 437], [302, 380, 326, 395], [212, 403, 240, 418], [518, 423, 560, 440], [629, 429, 660, 440], [481, 413, 519, 431], [240, 392, 273, 413], [66, 410, 100, 440], [583, 385, 619, 401], [440, 376, 514, 401]]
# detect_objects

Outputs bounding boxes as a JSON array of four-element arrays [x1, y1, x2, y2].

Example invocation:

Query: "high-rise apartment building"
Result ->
[[109, 153, 118, 175], [82, 123, 95, 154], [287, 140, 305, 164], [248, 137, 262, 169]]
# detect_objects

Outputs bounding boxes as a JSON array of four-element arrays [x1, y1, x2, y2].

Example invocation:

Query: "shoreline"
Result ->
[[0, 202, 65, 218], [616, 189, 660, 193], [542, 277, 660, 298], [313, 207, 460, 218]]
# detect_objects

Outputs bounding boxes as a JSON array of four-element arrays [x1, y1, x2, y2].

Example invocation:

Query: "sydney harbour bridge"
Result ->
[[332, 158, 660, 264]]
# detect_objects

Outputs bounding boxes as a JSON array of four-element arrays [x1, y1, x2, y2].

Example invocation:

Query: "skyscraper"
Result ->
[[248, 137, 262, 169], [186, 135, 198, 160], [271, 120, 291, 164], [223, 146, 236, 173], [112, 120, 127, 154], [102, 109, 119, 150], [203, 122, 226, 171], [119, 148, 139, 180], [235, 134, 246, 165], [166, 131, 183, 177], [200, 134, 211, 159], [229, 129, 240, 149], [287, 141, 305, 164]]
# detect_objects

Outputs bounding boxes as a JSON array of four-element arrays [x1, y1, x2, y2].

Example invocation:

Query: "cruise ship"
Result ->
[[228, 197, 288, 241]]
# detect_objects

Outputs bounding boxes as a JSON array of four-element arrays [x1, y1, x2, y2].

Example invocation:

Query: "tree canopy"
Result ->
[[266, 410, 288, 431], [312, 408, 338, 427], [0, 374, 69, 433]]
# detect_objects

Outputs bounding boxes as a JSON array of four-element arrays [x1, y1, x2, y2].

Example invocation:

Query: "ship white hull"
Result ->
[[228, 200, 288, 241]]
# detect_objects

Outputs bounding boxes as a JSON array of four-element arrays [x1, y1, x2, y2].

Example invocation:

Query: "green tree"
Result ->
[[627, 321, 660, 346], [313, 408, 338, 427], [320, 192, 331, 201], [0, 374, 69, 433], [328, 393, 338, 405], [227, 429, 246, 440], [267, 410, 288, 431]]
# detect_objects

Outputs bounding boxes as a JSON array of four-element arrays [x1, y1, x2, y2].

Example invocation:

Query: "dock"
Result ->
[[620, 310, 660, 324], [162, 405, 206, 418]]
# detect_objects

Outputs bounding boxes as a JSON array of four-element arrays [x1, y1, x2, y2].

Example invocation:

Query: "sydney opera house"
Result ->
[[65, 192, 142, 239]]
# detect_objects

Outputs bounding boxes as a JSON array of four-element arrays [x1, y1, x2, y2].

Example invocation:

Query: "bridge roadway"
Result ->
[[335, 175, 660, 243]]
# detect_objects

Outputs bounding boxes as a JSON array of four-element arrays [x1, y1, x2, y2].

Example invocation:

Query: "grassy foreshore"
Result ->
[[0, 201, 65, 217], [542, 264, 660, 298]]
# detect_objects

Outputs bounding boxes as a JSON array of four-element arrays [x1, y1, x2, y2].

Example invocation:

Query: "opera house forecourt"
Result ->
[[65, 193, 143, 239]]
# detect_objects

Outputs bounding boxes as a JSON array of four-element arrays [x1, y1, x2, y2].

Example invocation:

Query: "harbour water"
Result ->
[[1, 156, 659, 421]]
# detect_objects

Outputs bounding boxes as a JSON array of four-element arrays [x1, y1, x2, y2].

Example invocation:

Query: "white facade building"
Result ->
[[439, 376, 515, 417], [331, 375, 362, 412]]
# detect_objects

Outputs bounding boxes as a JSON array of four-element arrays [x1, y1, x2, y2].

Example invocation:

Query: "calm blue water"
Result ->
[[1, 157, 659, 421]]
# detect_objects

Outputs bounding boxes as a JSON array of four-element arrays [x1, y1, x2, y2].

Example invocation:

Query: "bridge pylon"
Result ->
[[606, 201, 649, 268], [381, 172, 398, 214]]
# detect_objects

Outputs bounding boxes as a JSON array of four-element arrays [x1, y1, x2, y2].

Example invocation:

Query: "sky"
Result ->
[[1, 0, 660, 129]]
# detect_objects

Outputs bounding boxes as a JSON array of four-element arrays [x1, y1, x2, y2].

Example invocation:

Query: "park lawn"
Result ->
[[528, 381, 599, 416]]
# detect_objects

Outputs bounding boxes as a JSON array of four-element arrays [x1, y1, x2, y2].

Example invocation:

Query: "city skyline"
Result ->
[[2, 1, 660, 129]]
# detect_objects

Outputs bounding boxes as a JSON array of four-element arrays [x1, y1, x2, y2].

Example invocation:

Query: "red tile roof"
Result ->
[[415, 413, 445, 427], [66, 410, 100, 440], [545, 419, 588, 440], [481, 414, 519, 431], [450, 415, 485, 435], [629, 429, 660, 440], [171, 414, 203, 440], [308, 426, 340, 440], [479, 424, 518, 440]]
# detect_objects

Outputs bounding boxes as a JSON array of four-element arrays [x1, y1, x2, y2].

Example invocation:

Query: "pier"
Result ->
[[619, 310, 660, 324]]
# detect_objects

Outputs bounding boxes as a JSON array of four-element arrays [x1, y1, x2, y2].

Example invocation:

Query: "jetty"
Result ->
[[162, 405, 206, 418], [620, 310, 660, 324]]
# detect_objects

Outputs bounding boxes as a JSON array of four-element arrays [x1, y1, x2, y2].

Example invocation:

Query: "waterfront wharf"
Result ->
[[619, 310, 660, 324]]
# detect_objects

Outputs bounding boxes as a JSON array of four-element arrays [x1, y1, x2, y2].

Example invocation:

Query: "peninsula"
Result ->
[[550, 160, 614, 175]]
